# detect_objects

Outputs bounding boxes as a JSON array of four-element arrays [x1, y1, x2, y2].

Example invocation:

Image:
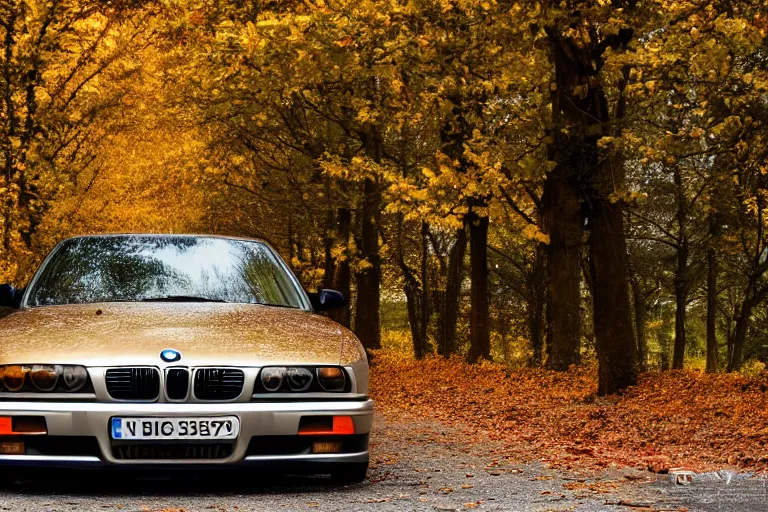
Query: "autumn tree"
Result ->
[[5, 0, 764, 392], [0, 0, 156, 279], [383, 0, 547, 362], [536, 2, 638, 392]]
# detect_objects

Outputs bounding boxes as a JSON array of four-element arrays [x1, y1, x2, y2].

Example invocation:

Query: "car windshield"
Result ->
[[25, 235, 305, 308]]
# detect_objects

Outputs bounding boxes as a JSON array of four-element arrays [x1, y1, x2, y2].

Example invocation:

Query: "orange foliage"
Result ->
[[370, 353, 768, 473]]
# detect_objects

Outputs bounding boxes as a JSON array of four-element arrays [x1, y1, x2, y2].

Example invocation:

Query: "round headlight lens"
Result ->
[[286, 368, 313, 391], [0, 365, 28, 392], [29, 365, 60, 392], [61, 365, 88, 392], [261, 367, 286, 392], [317, 367, 346, 392]]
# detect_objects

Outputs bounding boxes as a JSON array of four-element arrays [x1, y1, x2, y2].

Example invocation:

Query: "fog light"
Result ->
[[312, 441, 343, 454], [0, 442, 24, 455]]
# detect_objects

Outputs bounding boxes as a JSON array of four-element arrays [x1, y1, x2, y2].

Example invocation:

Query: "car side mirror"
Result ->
[[307, 289, 345, 312], [0, 284, 18, 309]]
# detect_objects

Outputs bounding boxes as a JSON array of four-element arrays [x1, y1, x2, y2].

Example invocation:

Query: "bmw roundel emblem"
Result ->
[[160, 349, 181, 363]]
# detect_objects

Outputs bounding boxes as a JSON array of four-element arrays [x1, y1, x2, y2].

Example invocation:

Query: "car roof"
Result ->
[[58, 233, 268, 244]]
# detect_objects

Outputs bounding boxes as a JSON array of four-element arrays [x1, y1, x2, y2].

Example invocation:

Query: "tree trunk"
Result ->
[[726, 303, 736, 369], [322, 211, 335, 289], [541, 167, 581, 370], [672, 260, 688, 370], [437, 227, 466, 357], [729, 285, 761, 372], [404, 281, 424, 359], [354, 177, 381, 353], [671, 158, 689, 370], [419, 221, 430, 356], [2, 10, 19, 253], [288, 215, 296, 266], [659, 323, 671, 371], [399, 219, 429, 359], [433, 288, 447, 355], [528, 242, 546, 367], [467, 210, 490, 362], [590, 191, 637, 394], [330, 208, 352, 327], [729, 300, 752, 372], [706, 247, 718, 373], [631, 279, 647, 372], [500, 312, 509, 363], [587, 67, 636, 395], [547, 27, 636, 393]]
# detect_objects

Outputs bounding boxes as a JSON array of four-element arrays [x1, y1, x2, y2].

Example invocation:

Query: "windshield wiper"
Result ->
[[255, 302, 300, 309], [141, 295, 230, 303]]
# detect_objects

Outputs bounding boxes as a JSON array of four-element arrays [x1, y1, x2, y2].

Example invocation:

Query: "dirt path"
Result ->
[[0, 414, 763, 511]]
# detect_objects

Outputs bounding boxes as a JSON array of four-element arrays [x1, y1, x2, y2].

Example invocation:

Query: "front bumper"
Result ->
[[0, 399, 373, 468]]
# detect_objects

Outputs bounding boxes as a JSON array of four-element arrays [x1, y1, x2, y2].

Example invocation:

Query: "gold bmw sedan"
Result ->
[[0, 234, 372, 483]]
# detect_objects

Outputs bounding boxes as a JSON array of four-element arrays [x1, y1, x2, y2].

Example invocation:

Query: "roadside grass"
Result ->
[[369, 350, 768, 473]]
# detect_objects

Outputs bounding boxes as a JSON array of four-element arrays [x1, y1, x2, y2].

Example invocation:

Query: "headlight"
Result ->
[[29, 365, 59, 391], [286, 368, 313, 391], [0, 365, 90, 393], [317, 367, 346, 392], [261, 367, 286, 392], [0, 366, 27, 392], [61, 365, 88, 392], [257, 366, 349, 393]]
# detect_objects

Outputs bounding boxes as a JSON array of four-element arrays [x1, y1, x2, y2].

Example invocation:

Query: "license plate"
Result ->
[[110, 416, 240, 440]]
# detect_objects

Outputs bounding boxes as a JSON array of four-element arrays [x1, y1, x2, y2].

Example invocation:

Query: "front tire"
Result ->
[[330, 461, 368, 484]]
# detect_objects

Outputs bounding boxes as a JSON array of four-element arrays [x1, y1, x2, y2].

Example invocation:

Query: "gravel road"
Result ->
[[0, 414, 765, 511]]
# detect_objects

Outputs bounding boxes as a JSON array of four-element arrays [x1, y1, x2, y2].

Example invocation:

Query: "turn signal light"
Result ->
[[332, 416, 354, 435], [0, 416, 47, 436], [298, 415, 355, 435], [0, 418, 14, 436], [316, 367, 346, 392]]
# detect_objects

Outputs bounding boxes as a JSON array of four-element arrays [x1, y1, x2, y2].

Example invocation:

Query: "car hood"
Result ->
[[0, 303, 360, 367]]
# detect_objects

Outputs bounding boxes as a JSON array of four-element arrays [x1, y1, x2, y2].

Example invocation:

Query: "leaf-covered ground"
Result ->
[[370, 353, 768, 473]]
